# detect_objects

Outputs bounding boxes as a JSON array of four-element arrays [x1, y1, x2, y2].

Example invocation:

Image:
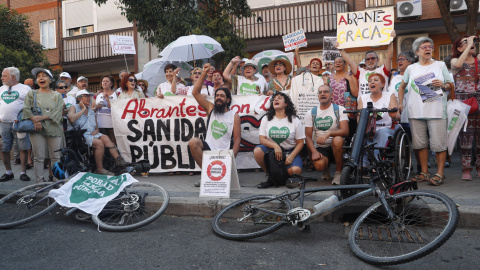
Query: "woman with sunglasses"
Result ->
[[55, 80, 76, 130], [451, 35, 480, 180], [137, 79, 150, 97], [172, 67, 213, 96], [265, 59, 293, 96], [398, 37, 454, 186], [118, 73, 145, 99]]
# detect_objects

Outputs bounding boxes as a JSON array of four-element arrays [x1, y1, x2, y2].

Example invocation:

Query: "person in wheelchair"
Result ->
[[357, 73, 400, 166], [67, 90, 127, 175]]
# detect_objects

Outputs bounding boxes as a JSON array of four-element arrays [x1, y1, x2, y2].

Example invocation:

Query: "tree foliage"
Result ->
[[94, 0, 252, 67], [0, 5, 49, 81], [436, 0, 479, 42]]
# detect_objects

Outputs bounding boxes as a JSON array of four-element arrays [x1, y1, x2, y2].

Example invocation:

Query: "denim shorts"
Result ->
[[0, 122, 31, 152], [255, 145, 303, 170]]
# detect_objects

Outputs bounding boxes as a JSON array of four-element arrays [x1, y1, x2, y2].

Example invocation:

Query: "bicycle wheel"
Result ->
[[349, 190, 459, 265], [91, 182, 169, 232], [212, 195, 293, 240], [340, 164, 362, 199], [0, 182, 59, 229], [394, 131, 412, 183]]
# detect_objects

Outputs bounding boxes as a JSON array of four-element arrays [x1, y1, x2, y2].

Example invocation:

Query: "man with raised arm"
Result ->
[[337, 30, 396, 95], [189, 64, 241, 187]]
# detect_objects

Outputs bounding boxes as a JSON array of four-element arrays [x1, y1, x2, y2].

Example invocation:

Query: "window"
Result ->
[[40, 20, 56, 49], [67, 25, 94, 37], [366, 0, 394, 8]]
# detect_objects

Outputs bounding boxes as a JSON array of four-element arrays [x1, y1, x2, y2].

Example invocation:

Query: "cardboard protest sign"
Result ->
[[336, 7, 394, 49], [111, 96, 272, 173], [109, 35, 136, 54], [199, 150, 240, 198], [283, 29, 308, 52]]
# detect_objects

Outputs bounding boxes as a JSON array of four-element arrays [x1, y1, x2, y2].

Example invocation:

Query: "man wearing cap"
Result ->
[[261, 64, 271, 83], [59, 72, 78, 94], [0, 67, 32, 181], [223, 56, 266, 95], [337, 30, 396, 95], [66, 76, 88, 97]]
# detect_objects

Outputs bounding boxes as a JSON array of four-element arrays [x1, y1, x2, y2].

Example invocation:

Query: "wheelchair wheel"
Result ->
[[394, 129, 412, 183]]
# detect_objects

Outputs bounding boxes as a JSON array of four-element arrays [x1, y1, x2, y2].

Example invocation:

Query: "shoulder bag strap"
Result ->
[[33, 90, 39, 115], [475, 57, 479, 92]]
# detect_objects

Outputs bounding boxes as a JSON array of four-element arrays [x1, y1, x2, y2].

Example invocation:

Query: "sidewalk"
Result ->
[[1, 151, 479, 228]]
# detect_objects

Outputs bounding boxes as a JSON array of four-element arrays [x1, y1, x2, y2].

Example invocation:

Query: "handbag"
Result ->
[[344, 78, 357, 118], [13, 90, 41, 133], [463, 97, 478, 115]]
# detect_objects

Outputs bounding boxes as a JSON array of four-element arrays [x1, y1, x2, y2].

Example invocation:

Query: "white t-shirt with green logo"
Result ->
[[259, 115, 305, 150], [356, 66, 389, 96], [0, 83, 31, 122], [205, 110, 236, 150], [232, 75, 265, 95], [156, 81, 185, 97], [388, 73, 409, 123], [63, 95, 76, 109], [359, 92, 393, 131], [304, 104, 348, 148]]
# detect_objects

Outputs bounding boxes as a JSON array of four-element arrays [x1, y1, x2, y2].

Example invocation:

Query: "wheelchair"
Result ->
[[340, 104, 412, 198]]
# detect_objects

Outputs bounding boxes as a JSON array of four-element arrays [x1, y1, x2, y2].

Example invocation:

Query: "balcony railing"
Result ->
[[366, 0, 394, 8], [62, 27, 134, 63], [234, 0, 349, 40]]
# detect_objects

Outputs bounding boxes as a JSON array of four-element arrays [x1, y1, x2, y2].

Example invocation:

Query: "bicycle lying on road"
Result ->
[[0, 148, 169, 232], [212, 102, 459, 265]]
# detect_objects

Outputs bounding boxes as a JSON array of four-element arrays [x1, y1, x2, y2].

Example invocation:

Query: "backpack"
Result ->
[[311, 103, 340, 127], [263, 149, 289, 186]]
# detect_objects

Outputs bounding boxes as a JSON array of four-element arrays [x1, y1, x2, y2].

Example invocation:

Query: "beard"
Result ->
[[214, 100, 227, 113]]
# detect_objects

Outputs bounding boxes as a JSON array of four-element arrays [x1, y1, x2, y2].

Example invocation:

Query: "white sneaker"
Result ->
[[332, 171, 341, 185]]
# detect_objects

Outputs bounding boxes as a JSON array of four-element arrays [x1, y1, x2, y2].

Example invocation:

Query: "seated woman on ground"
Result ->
[[254, 92, 305, 188], [67, 90, 127, 175], [357, 73, 400, 166]]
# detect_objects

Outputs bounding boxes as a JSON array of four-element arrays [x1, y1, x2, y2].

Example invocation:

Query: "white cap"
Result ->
[[59, 72, 71, 79], [359, 59, 366, 65], [77, 76, 88, 83], [31, 68, 53, 78], [75, 89, 94, 98]]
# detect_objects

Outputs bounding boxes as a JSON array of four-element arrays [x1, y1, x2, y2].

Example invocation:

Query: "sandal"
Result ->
[[427, 174, 445, 186], [411, 172, 430, 182]]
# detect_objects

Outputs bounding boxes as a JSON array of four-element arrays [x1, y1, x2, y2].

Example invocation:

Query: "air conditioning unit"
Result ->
[[450, 0, 467, 12], [397, 34, 429, 54], [397, 0, 422, 19]]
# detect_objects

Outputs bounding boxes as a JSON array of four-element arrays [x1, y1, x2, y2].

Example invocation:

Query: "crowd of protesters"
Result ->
[[1, 33, 478, 188]]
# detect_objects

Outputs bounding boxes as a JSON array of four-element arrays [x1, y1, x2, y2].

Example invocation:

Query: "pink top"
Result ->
[[328, 74, 347, 106]]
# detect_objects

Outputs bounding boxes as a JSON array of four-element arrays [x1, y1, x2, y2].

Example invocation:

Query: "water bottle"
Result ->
[[313, 195, 339, 213]]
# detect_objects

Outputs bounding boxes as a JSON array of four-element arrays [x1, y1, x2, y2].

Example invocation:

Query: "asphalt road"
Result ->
[[1, 215, 479, 270]]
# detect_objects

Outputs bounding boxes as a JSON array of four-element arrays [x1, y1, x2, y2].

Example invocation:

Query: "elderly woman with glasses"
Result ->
[[451, 35, 480, 180], [398, 37, 454, 186], [118, 73, 145, 99]]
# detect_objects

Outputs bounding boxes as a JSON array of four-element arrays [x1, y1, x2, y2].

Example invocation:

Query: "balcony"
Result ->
[[62, 27, 134, 63], [234, 0, 350, 40]]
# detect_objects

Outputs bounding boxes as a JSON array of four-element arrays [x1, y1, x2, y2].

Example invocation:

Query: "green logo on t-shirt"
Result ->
[[211, 120, 228, 139], [314, 116, 333, 131], [269, 126, 290, 145], [70, 174, 127, 203], [1, 91, 19, 104], [164, 91, 176, 96], [365, 71, 374, 81], [240, 83, 258, 95]]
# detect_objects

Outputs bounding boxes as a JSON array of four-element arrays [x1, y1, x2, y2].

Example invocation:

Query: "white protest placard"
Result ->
[[336, 7, 394, 49], [199, 150, 240, 198], [283, 29, 308, 52], [295, 92, 320, 124], [322, 37, 341, 63], [109, 35, 136, 54]]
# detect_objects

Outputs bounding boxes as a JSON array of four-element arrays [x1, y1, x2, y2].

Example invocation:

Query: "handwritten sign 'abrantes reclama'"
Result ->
[[336, 7, 394, 49]]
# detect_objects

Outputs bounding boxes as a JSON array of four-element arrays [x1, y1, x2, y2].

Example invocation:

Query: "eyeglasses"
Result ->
[[274, 63, 285, 67], [419, 45, 434, 50], [193, 72, 202, 75], [318, 90, 331, 94], [396, 58, 407, 62], [138, 84, 145, 87], [57, 86, 68, 89], [128, 78, 137, 82], [365, 57, 377, 61]]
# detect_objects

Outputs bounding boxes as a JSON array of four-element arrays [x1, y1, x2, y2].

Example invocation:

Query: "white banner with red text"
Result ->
[[111, 96, 273, 173]]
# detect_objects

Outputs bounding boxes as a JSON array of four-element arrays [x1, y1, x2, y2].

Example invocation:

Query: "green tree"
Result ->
[[94, 0, 252, 67], [436, 0, 479, 42], [0, 5, 49, 81]]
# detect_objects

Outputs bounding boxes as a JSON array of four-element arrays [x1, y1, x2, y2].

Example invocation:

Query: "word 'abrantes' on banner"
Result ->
[[199, 150, 240, 198], [109, 35, 136, 54], [336, 7, 394, 49], [283, 29, 308, 52]]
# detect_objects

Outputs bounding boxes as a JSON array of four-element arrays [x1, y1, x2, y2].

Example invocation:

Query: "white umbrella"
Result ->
[[139, 58, 193, 96], [251, 50, 286, 60], [159, 35, 224, 63]]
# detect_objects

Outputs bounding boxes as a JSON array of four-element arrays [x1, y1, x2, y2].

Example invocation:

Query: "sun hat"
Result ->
[[268, 58, 292, 75], [240, 60, 258, 75], [31, 68, 53, 78], [75, 89, 94, 98]]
